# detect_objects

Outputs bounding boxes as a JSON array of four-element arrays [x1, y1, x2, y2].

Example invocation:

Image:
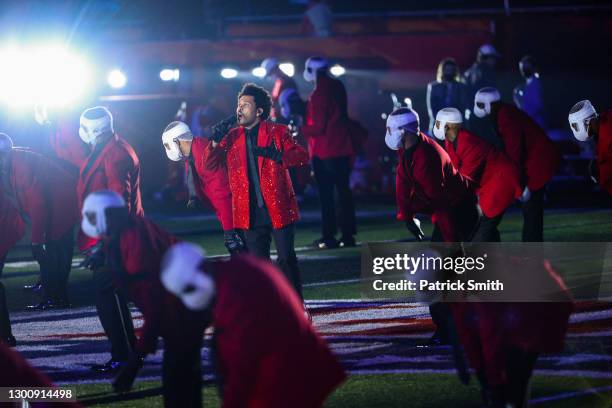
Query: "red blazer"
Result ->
[[596, 111, 612, 195], [452, 259, 572, 386], [109, 215, 207, 356], [0, 191, 25, 257], [212, 255, 346, 408], [190, 136, 233, 231], [396, 133, 473, 242], [496, 103, 560, 191], [6, 149, 78, 244], [77, 135, 144, 250], [302, 74, 354, 159], [206, 121, 309, 230], [445, 129, 522, 218], [49, 119, 89, 170]]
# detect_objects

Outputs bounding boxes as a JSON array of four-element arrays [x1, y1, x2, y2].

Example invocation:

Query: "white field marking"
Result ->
[[304, 278, 364, 287], [530, 384, 612, 405], [567, 330, 612, 338]]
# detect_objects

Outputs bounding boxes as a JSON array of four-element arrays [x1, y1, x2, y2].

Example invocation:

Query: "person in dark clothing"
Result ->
[[464, 44, 502, 146], [426, 58, 470, 134]]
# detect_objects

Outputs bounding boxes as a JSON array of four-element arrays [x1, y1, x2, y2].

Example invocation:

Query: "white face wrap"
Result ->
[[385, 109, 419, 150], [568, 100, 597, 142], [433, 107, 463, 140], [473, 87, 501, 118], [162, 121, 193, 161], [79, 107, 114, 145], [161, 242, 215, 311], [303, 57, 329, 82], [81, 190, 126, 239]]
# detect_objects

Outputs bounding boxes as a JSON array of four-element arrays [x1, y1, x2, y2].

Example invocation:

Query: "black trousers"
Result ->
[[162, 310, 210, 408], [472, 212, 504, 243], [431, 197, 481, 243], [0, 254, 13, 339], [92, 266, 136, 362], [477, 348, 539, 408], [430, 197, 480, 342], [505, 348, 539, 408], [243, 223, 303, 299], [522, 188, 545, 242], [40, 230, 74, 302], [312, 156, 357, 240]]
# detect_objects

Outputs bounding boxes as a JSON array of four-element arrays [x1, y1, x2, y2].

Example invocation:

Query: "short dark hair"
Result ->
[[238, 83, 272, 120]]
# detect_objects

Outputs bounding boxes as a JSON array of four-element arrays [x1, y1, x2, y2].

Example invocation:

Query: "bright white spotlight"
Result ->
[[0, 44, 91, 110], [220, 68, 238, 79], [279, 63, 294, 77], [160, 68, 180, 82], [330, 64, 346, 77], [108, 69, 127, 89], [252, 67, 266, 78]]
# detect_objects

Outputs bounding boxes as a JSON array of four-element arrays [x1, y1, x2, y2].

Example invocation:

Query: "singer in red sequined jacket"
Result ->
[[205, 120, 309, 230]]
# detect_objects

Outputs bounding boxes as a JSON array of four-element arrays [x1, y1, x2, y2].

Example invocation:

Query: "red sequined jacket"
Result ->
[[205, 121, 309, 230]]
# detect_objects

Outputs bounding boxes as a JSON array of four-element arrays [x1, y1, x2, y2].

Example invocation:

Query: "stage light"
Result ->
[[107, 69, 127, 89], [160, 68, 180, 82], [404, 98, 412, 108], [279, 63, 294, 77], [221, 68, 238, 79], [0, 44, 91, 110], [330, 64, 346, 77], [252, 67, 266, 78]]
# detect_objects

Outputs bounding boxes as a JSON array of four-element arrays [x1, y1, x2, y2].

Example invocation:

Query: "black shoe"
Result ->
[[339, 236, 357, 248], [1, 335, 16, 347], [23, 281, 43, 293], [25, 299, 71, 311], [90, 359, 126, 373], [313, 237, 339, 250]]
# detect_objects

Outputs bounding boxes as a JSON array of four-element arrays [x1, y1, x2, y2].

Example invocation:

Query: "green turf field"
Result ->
[[72, 374, 612, 407], [4, 204, 612, 407]]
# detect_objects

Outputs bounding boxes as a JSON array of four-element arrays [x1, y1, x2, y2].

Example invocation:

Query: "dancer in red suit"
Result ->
[[301, 56, 357, 249], [0, 134, 78, 312], [161, 242, 347, 408], [162, 121, 244, 254], [207, 83, 309, 298], [386, 108, 479, 346], [451, 251, 573, 407], [76, 106, 142, 373], [80, 190, 209, 407], [473, 88, 560, 241], [432, 108, 522, 241], [387, 108, 478, 243], [34, 103, 89, 172], [0, 186, 25, 346], [568, 100, 612, 195]]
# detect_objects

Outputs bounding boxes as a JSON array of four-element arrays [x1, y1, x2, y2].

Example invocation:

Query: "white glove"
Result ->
[[518, 187, 531, 203]]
